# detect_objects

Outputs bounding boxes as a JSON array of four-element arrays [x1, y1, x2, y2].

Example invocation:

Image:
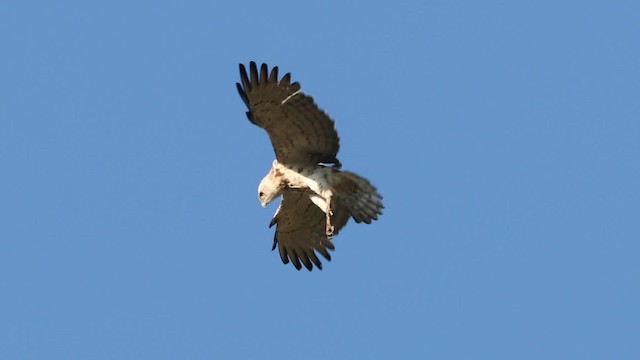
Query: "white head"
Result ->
[[258, 166, 285, 208]]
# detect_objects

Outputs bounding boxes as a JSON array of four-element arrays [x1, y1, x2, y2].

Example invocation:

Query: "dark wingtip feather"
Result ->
[[239, 64, 251, 93], [280, 73, 291, 87], [290, 254, 302, 270], [279, 245, 289, 265], [268, 66, 279, 83], [300, 255, 313, 271], [249, 62, 259, 88], [236, 83, 249, 108], [259, 63, 268, 86], [308, 252, 323, 270], [245, 112, 256, 125], [316, 247, 332, 261]]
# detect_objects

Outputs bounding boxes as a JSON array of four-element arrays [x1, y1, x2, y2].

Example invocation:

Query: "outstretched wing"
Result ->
[[236, 62, 341, 167], [270, 191, 350, 271]]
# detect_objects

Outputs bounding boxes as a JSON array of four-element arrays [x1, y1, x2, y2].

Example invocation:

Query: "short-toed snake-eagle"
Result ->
[[236, 62, 383, 271]]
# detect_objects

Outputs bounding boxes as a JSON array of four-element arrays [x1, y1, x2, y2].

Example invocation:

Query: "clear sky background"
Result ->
[[1, 1, 639, 359]]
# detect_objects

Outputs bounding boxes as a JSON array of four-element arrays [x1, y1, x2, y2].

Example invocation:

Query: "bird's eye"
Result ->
[[259, 192, 264, 197]]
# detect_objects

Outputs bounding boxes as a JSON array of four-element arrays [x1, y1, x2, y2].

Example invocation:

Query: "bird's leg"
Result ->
[[323, 190, 335, 238]]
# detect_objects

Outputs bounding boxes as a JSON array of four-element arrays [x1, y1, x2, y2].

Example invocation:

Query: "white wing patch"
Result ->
[[280, 89, 301, 105]]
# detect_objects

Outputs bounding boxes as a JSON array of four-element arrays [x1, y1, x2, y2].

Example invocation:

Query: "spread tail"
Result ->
[[333, 171, 384, 224]]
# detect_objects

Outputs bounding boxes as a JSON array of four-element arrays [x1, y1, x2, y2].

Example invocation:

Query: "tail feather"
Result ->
[[332, 171, 384, 224]]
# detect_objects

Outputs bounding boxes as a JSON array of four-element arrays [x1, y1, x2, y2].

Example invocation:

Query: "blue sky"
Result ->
[[1, 1, 639, 359]]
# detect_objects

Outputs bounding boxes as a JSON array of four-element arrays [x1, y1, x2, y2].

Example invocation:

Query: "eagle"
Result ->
[[236, 62, 383, 271]]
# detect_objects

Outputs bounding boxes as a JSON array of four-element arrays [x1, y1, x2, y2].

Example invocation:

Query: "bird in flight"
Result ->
[[236, 62, 383, 271]]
